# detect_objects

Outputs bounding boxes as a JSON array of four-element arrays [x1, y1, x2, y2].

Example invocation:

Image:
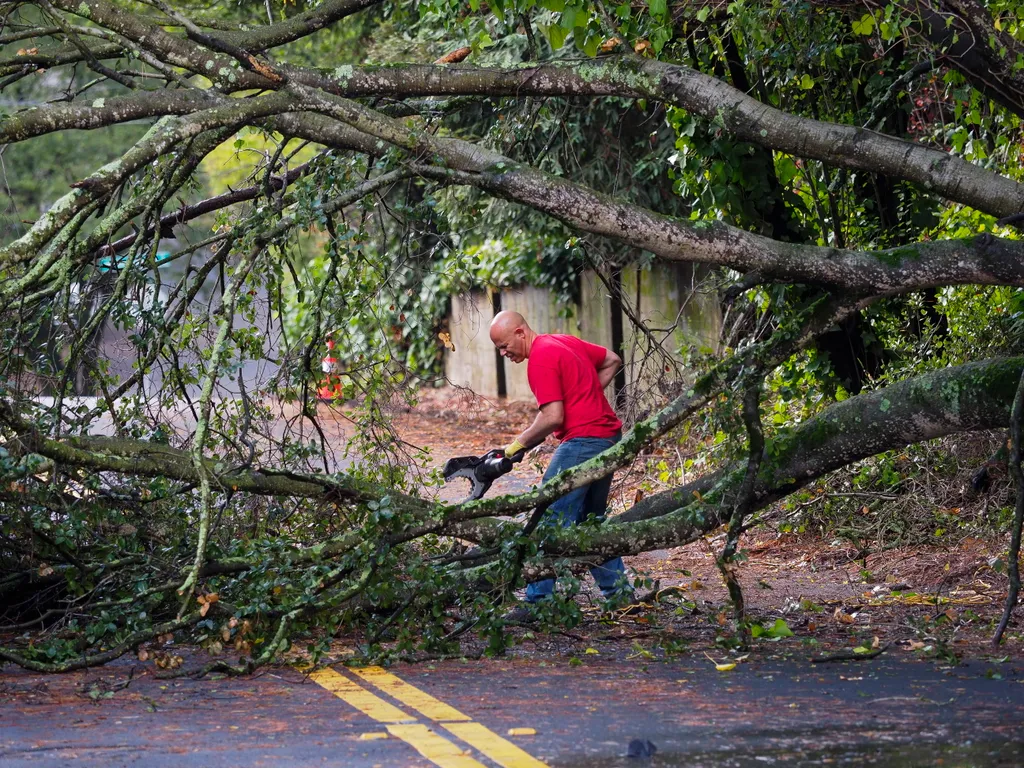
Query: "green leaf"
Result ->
[[951, 126, 968, 153], [545, 24, 566, 48], [776, 156, 798, 186], [852, 13, 875, 35], [696, 6, 710, 21], [649, 0, 667, 17], [651, 25, 672, 52], [798, 73, 815, 90], [472, 31, 494, 51], [767, 618, 794, 638]]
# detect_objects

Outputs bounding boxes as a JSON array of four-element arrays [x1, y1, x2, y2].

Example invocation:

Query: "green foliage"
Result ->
[[750, 618, 794, 639]]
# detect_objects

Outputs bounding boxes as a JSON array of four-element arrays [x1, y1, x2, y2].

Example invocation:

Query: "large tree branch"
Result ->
[[204, 88, 1014, 297], [241, 93, 1024, 295], [228, 0, 382, 52], [421, 162, 1024, 292], [0, 90, 220, 144], [304, 57, 1024, 220], [0, 400, 417, 506], [539, 357, 1024, 562], [0, 90, 301, 268], [463, 357, 1024, 579]]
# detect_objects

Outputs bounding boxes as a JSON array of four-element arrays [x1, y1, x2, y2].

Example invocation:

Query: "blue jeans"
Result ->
[[525, 435, 630, 602]]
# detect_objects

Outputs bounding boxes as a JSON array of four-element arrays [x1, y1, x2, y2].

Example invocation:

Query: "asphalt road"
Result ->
[[3, 651, 1024, 767]]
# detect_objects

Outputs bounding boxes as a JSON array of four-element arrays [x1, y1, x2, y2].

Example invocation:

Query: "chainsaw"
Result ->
[[442, 449, 520, 502]]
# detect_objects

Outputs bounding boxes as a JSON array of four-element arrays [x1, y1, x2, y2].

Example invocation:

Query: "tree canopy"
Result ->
[[2, 0, 1024, 671]]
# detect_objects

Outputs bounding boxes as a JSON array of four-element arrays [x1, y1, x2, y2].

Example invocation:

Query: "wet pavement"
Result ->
[[3, 652, 1024, 766]]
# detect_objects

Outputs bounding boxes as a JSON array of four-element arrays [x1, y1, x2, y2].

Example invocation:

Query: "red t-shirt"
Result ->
[[527, 334, 622, 441]]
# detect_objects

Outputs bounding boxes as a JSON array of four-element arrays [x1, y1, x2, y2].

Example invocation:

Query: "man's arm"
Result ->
[[596, 349, 622, 389], [505, 400, 563, 456]]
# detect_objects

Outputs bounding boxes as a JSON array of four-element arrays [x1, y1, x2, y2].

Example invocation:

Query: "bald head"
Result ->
[[489, 311, 535, 364], [490, 310, 527, 339]]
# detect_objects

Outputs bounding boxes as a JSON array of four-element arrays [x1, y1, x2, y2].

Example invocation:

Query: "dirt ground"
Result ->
[[372, 386, 1020, 665]]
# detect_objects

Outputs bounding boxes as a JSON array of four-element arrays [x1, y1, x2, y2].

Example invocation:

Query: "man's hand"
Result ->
[[503, 438, 527, 460]]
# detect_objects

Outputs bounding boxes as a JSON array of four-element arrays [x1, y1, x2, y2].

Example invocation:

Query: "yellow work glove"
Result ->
[[503, 438, 526, 459]]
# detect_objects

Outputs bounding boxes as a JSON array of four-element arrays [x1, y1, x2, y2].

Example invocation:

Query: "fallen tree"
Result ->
[[2, 354, 1020, 670]]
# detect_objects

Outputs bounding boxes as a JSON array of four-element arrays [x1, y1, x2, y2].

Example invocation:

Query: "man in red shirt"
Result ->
[[489, 310, 633, 611]]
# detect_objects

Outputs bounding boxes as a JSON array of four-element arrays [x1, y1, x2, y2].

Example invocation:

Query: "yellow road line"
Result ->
[[350, 666, 471, 722], [353, 665, 550, 768], [443, 722, 549, 768], [307, 668, 415, 723], [386, 724, 489, 768], [311, 665, 551, 768]]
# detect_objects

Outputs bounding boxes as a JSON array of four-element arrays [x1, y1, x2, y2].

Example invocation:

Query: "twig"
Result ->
[[993, 365, 1024, 645], [811, 644, 889, 663], [716, 382, 764, 643], [863, 61, 933, 130], [0, 611, 202, 673], [997, 212, 1024, 230]]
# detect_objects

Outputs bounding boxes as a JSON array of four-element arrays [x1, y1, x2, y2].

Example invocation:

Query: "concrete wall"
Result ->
[[445, 265, 721, 403], [447, 291, 498, 396], [577, 271, 614, 351]]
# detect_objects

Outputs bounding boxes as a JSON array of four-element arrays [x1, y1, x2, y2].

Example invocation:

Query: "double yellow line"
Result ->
[[309, 665, 549, 768]]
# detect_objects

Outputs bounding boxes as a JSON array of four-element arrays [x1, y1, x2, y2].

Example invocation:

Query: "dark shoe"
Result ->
[[504, 603, 538, 623]]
